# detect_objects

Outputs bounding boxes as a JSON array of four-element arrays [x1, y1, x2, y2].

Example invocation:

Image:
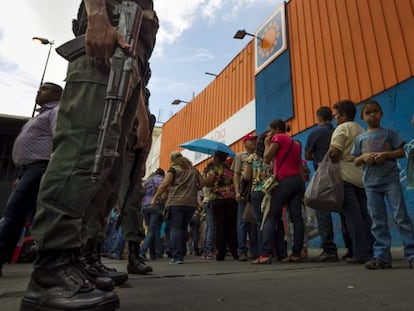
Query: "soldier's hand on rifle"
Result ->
[[84, 0, 132, 64]]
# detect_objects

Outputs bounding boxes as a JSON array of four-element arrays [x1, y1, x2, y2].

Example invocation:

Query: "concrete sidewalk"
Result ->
[[1, 248, 413, 311]]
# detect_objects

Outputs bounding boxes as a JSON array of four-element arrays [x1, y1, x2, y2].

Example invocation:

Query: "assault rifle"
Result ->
[[56, 1, 144, 182]]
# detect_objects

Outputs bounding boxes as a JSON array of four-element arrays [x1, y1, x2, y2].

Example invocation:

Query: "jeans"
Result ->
[[189, 213, 200, 254], [315, 210, 352, 253], [141, 205, 162, 258], [365, 181, 414, 262], [250, 191, 265, 255], [0, 161, 48, 264], [342, 182, 374, 260], [111, 228, 125, 259], [263, 175, 305, 257], [203, 201, 215, 254], [103, 220, 117, 255], [237, 199, 258, 255], [169, 206, 196, 261], [162, 220, 171, 255]]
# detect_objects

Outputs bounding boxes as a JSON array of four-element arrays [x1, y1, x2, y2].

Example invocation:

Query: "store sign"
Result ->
[[255, 3, 287, 74], [181, 100, 256, 165]]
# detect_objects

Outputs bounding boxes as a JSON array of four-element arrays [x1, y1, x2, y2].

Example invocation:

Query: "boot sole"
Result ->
[[127, 264, 152, 275], [111, 274, 129, 286], [20, 297, 120, 311]]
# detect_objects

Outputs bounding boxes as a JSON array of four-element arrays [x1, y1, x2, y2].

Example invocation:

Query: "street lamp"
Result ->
[[171, 99, 190, 105], [233, 29, 262, 41], [31, 36, 55, 117], [205, 72, 218, 77]]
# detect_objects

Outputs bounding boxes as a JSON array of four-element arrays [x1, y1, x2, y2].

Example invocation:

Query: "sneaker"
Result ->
[[238, 252, 248, 262], [202, 253, 214, 260], [346, 256, 369, 264], [169, 259, 183, 265], [313, 251, 339, 262], [341, 250, 353, 260], [365, 258, 391, 269]]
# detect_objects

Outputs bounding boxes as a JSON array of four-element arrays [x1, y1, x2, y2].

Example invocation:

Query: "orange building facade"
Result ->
[[159, 0, 414, 172]]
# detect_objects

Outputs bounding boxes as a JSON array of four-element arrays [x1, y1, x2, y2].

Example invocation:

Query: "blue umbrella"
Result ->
[[180, 138, 235, 158]]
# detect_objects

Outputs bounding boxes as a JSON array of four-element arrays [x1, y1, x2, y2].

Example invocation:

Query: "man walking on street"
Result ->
[[0, 82, 62, 277]]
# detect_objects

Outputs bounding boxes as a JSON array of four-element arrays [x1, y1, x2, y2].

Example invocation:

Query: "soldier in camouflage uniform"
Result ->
[[20, 1, 158, 310]]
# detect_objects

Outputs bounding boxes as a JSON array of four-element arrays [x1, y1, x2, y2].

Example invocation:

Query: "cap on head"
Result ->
[[242, 134, 257, 143]]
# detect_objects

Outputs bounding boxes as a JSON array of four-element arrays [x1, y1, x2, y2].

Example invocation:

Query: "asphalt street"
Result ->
[[1, 248, 413, 311]]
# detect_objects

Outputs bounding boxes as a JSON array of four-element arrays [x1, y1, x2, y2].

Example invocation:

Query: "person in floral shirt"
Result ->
[[242, 132, 279, 260], [204, 151, 238, 261]]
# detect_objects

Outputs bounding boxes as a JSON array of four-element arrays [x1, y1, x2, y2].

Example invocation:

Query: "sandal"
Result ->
[[251, 255, 272, 265], [281, 255, 302, 263]]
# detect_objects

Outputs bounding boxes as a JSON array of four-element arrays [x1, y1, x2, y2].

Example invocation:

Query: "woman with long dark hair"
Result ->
[[254, 119, 305, 264]]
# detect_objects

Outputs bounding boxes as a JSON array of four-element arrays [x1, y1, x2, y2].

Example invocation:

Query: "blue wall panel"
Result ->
[[255, 50, 294, 135], [293, 77, 414, 249]]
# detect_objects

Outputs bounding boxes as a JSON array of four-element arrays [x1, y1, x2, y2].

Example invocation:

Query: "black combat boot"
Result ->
[[75, 248, 115, 292], [127, 241, 153, 274], [81, 239, 128, 286], [20, 249, 119, 311]]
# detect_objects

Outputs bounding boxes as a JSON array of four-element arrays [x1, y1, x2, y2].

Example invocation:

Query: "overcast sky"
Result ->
[[0, 0, 281, 122]]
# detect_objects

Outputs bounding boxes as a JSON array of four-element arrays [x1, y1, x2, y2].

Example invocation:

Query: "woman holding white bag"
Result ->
[[253, 119, 305, 264]]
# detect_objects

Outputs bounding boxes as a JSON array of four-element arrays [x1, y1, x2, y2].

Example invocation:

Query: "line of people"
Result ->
[[1, 78, 413, 311], [150, 99, 414, 271], [238, 100, 414, 269], [140, 100, 414, 269]]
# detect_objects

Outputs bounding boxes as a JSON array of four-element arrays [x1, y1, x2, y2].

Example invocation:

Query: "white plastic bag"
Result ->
[[304, 154, 344, 213]]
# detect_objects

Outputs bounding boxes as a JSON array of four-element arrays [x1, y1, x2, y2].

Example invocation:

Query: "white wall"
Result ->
[[181, 99, 256, 165]]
